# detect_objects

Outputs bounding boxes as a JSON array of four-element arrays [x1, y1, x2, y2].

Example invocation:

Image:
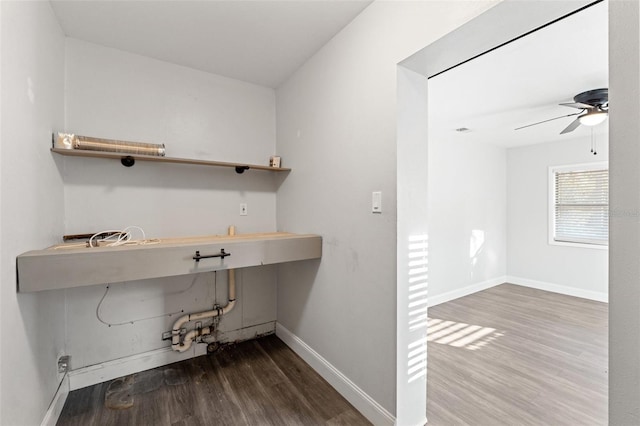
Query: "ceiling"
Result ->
[[428, 1, 608, 148], [49, 0, 372, 88]]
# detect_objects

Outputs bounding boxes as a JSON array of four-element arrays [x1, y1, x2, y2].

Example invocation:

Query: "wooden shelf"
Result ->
[[51, 148, 291, 173]]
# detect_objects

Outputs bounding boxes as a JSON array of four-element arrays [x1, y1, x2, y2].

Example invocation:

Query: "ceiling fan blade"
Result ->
[[560, 117, 582, 134], [560, 102, 594, 109], [514, 112, 582, 131]]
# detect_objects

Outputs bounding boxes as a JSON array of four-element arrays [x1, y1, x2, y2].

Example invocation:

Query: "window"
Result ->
[[550, 163, 608, 247]]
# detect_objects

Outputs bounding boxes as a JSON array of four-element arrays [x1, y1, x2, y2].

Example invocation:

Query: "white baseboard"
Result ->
[[41, 373, 69, 426], [506, 276, 608, 302], [428, 276, 506, 307], [69, 344, 207, 391], [275, 323, 395, 426], [69, 321, 275, 391]]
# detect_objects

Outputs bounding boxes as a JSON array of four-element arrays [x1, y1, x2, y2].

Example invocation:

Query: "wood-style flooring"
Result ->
[[427, 283, 608, 426], [58, 283, 607, 426], [57, 335, 371, 426]]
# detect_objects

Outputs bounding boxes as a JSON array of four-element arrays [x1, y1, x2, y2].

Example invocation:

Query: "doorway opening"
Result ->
[[396, 1, 610, 423]]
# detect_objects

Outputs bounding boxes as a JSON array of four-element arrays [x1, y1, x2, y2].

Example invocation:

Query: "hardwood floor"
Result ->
[[57, 335, 371, 426], [58, 284, 607, 426], [427, 283, 608, 426]]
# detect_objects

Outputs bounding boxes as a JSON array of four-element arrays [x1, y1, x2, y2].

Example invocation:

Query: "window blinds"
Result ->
[[554, 169, 608, 245]]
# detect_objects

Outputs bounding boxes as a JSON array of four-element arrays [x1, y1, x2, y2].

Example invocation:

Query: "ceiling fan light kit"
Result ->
[[578, 109, 608, 126]]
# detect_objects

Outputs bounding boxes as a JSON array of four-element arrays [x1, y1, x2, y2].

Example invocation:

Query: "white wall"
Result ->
[[427, 130, 607, 305], [507, 135, 609, 300], [428, 137, 507, 303], [61, 39, 279, 370], [426, 132, 607, 304], [0, 1, 67, 424], [64, 38, 277, 237], [275, 1, 499, 420]]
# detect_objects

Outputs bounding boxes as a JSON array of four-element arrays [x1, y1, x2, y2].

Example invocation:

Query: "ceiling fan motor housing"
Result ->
[[574, 88, 608, 107]]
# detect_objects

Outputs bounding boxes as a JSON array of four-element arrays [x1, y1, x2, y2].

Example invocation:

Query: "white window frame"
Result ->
[[548, 162, 608, 250]]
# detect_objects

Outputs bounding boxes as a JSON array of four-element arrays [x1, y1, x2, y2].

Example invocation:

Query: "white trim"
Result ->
[[69, 345, 207, 391], [549, 240, 608, 250], [550, 161, 608, 174], [507, 276, 608, 303], [428, 276, 506, 307], [40, 374, 69, 426], [69, 321, 275, 390], [275, 323, 395, 426]]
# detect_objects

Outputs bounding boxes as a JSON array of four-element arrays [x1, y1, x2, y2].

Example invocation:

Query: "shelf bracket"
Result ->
[[121, 156, 135, 167]]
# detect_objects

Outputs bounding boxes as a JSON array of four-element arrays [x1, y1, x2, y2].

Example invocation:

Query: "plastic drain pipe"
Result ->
[[171, 226, 237, 352]]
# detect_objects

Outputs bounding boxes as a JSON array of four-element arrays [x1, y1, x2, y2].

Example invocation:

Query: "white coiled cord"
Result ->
[[88, 226, 159, 248]]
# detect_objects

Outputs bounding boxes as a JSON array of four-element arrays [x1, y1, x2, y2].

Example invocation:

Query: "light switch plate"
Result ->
[[240, 203, 248, 216], [372, 191, 382, 213]]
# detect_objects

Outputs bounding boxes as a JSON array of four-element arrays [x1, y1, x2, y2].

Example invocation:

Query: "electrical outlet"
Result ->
[[240, 203, 248, 216]]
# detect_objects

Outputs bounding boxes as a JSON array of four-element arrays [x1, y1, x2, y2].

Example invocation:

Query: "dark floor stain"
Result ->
[[134, 369, 164, 394], [105, 376, 134, 409], [164, 368, 187, 386]]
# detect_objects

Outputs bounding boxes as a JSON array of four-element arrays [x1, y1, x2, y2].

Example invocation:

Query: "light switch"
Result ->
[[240, 203, 248, 216], [372, 191, 382, 213]]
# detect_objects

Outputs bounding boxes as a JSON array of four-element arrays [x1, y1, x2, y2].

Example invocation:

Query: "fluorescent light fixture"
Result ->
[[578, 109, 608, 126]]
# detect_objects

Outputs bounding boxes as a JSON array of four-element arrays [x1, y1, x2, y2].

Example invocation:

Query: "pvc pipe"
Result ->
[[175, 327, 211, 353], [228, 225, 236, 302], [171, 225, 238, 352]]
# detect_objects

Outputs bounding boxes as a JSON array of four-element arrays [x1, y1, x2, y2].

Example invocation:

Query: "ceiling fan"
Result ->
[[515, 88, 609, 134]]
